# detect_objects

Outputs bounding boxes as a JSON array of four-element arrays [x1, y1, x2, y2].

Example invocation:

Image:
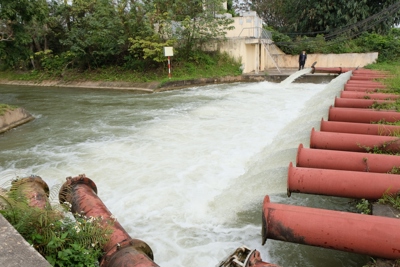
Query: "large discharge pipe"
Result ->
[[310, 128, 400, 152], [9, 175, 50, 209], [287, 162, 400, 199], [334, 97, 394, 109], [59, 175, 160, 267], [328, 107, 400, 123], [340, 91, 400, 100], [296, 144, 400, 173], [262, 195, 400, 260], [344, 85, 386, 92], [320, 119, 400, 135]]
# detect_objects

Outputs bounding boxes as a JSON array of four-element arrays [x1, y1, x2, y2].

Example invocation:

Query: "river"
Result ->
[[0, 75, 368, 267]]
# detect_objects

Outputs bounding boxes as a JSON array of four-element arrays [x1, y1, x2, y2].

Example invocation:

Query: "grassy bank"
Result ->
[[0, 52, 242, 86]]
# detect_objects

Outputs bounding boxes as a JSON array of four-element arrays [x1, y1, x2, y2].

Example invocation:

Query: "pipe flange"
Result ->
[[59, 174, 98, 204]]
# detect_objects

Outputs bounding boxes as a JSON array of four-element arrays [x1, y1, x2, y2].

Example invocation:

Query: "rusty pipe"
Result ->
[[59, 175, 159, 267], [340, 91, 400, 100], [10, 175, 50, 209], [343, 86, 386, 92], [262, 195, 400, 259], [334, 97, 394, 109], [287, 162, 400, 199], [311, 67, 354, 74], [310, 128, 400, 153], [296, 143, 400, 173], [328, 106, 400, 123], [350, 75, 391, 80], [320, 118, 400, 136], [346, 80, 385, 85]]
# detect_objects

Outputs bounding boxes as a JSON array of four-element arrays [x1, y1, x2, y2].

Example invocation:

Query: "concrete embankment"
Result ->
[[0, 108, 34, 134]]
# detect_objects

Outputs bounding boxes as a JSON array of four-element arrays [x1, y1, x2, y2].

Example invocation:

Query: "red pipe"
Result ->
[[262, 195, 400, 259], [320, 118, 400, 135], [296, 143, 400, 172], [287, 162, 400, 199], [328, 106, 400, 123], [59, 175, 159, 267], [10, 176, 50, 209], [340, 91, 400, 100], [346, 81, 386, 88], [311, 67, 389, 75], [343, 85, 385, 92], [310, 128, 400, 152], [350, 75, 390, 80], [334, 97, 394, 108], [353, 69, 390, 75]]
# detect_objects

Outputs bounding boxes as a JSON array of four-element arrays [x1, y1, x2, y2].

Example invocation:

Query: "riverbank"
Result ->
[[0, 69, 336, 93]]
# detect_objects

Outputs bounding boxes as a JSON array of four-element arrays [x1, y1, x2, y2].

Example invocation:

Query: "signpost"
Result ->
[[163, 47, 174, 79]]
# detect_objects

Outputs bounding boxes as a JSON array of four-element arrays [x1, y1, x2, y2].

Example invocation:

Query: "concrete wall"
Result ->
[[226, 11, 262, 38], [269, 52, 379, 70]]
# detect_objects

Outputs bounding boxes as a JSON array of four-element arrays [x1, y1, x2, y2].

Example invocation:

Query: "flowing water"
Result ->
[[0, 73, 369, 267], [280, 68, 313, 85]]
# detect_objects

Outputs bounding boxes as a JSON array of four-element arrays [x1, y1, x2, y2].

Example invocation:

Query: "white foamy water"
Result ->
[[0, 71, 366, 267], [280, 68, 313, 85]]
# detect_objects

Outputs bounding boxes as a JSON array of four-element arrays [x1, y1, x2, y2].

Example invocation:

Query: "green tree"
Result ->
[[240, 0, 400, 35], [59, 0, 126, 69]]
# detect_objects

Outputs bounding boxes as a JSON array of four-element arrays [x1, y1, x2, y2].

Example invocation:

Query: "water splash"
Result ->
[[280, 68, 313, 85]]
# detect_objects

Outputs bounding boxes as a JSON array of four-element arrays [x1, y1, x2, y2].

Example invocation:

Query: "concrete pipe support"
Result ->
[[320, 119, 400, 135], [59, 175, 159, 267], [310, 128, 400, 153], [296, 144, 400, 173], [328, 107, 400, 123], [262, 195, 400, 260], [287, 162, 400, 199]]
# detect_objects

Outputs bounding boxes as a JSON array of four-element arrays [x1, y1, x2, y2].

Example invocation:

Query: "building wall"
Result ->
[[269, 52, 379, 70], [215, 12, 379, 73]]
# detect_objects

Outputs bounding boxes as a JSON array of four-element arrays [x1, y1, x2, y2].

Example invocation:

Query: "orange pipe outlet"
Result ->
[[287, 162, 400, 199], [262, 195, 400, 259], [59, 175, 159, 267], [10, 176, 50, 209], [310, 128, 400, 152], [340, 91, 400, 100], [296, 144, 400, 172], [328, 107, 400, 123], [334, 97, 394, 108], [320, 118, 400, 135]]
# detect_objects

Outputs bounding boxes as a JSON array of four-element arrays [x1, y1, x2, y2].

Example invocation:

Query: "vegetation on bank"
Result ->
[[0, 51, 242, 85], [0, 179, 110, 266], [0, 104, 17, 116]]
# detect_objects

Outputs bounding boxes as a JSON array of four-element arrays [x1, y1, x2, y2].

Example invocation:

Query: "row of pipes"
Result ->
[[7, 175, 160, 267], [262, 67, 400, 264]]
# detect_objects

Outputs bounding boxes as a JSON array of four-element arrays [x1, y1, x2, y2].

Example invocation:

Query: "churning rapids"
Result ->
[[0, 71, 368, 267]]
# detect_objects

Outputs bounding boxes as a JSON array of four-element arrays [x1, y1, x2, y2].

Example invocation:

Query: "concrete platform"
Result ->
[[0, 214, 50, 267]]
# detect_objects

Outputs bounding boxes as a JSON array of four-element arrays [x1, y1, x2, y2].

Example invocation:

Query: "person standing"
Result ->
[[298, 50, 307, 70]]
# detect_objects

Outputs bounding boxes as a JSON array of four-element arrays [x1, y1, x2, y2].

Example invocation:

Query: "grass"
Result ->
[[0, 53, 242, 85], [366, 62, 400, 94], [0, 104, 17, 116]]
